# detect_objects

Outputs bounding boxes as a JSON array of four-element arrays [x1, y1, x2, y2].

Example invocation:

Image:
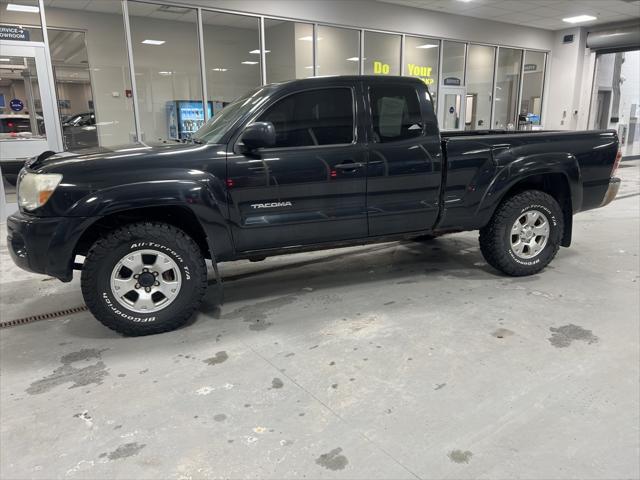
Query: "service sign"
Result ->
[[0, 25, 30, 41]]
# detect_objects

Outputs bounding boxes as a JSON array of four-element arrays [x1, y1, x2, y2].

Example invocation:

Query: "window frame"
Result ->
[[234, 85, 359, 153], [366, 82, 426, 144]]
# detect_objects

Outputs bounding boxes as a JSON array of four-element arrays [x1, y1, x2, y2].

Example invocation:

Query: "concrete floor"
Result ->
[[1, 162, 639, 480]]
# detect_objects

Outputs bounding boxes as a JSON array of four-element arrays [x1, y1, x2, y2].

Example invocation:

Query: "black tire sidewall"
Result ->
[[89, 235, 203, 328], [501, 196, 563, 270]]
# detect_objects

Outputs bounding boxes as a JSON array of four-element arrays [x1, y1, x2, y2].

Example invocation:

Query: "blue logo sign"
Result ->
[[9, 99, 24, 112], [449, 106, 455, 114]]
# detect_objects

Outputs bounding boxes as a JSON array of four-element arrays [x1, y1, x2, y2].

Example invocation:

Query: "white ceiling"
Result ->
[[377, 0, 640, 30]]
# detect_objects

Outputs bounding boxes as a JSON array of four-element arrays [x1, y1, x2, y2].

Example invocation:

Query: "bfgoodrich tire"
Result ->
[[479, 190, 563, 276], [81, 222, 207, 336]]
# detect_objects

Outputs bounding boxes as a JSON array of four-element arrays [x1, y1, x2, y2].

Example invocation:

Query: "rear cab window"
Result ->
[[368, 84, 424, 143]]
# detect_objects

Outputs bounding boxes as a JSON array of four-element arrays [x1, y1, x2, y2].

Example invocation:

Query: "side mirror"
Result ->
[[240, 122, 275, 153]]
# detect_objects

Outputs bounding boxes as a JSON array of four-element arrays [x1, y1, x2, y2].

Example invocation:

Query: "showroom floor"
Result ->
[[1, 162, 639, 480]]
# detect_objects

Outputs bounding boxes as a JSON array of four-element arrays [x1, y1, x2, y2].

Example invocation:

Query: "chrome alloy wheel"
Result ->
[[110, 249, 182, 313], [510, 210, 550, 259]]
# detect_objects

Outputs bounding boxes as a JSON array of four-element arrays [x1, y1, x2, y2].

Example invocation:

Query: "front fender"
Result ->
[[68, 170, 234, 259], [475, 152, 582, 226]]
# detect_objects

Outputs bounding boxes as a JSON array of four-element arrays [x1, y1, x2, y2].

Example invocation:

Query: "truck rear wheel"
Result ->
[[479, 190, 563, 276], [81, 222, 208, 336]]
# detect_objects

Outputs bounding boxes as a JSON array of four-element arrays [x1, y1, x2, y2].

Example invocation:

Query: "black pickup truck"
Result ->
[[7, 76, 621, 335]]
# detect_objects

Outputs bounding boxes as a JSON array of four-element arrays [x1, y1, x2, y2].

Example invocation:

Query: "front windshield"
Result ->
[[192, 86, 272, 144]]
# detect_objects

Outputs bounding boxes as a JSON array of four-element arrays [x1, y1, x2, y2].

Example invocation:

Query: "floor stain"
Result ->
[[492, 328, 514, 339], [100, 442, 146, 461], [222, 295, 297, 331], [271, 377, 284, 389], [213, 414, 227, 422], [315, 447, 348, 471], [26, 349, 109, 395], [548, 324, 599, 348], [434, 383, 446, 390], [203, 351, 228, 366], [448, 449, 473, 464]]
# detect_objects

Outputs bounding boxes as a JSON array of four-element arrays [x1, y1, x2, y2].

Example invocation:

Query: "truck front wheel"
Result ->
[[81, 222, 208, 335], [479, 190, 564, 276]]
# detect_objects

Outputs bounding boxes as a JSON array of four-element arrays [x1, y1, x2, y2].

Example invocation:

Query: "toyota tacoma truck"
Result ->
[[7, 76, 621, 335]]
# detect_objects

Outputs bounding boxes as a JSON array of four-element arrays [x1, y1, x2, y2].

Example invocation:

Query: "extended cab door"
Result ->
[[226, 82, 368, 251], [364, 80, 443, 236]]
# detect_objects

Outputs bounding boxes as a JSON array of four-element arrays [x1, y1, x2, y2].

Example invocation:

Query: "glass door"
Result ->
[[0, 40, 62, 219], [437, 86, 466, 131]]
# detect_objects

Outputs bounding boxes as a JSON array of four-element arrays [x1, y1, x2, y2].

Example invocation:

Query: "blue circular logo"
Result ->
[[9, 99, 24, 112], [449, 106, 455, 114]]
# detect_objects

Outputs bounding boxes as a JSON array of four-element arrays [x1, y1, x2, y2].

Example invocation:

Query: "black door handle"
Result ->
[[334, 162, 364, 170]]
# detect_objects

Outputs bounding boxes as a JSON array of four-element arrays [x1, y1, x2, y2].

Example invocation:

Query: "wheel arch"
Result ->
[[477, 154, 581, 247], [74, 205, 214, 261]]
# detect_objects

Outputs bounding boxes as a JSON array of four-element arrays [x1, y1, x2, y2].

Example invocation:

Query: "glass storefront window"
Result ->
[[264, 20, 313, 82], [0, 0, 43, 41], [128, 2, 202, 142], [404, 36, 439, 99], [494, 47, 522, 129], [363, 31, 400, 76], [202, 11, 260, 115], [5, 2, 136, 148], [441, 41, 465, 86], [590, 50, 640, 157], [465, 44, 495, 130], [316, 25, 360, 76], [520, 51, 545, 128]]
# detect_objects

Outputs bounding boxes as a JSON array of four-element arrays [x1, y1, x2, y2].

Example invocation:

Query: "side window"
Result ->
[[257, 88, 354, 148], [369, 85, 423, 143]]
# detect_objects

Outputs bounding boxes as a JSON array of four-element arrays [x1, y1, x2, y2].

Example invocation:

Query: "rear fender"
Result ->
[[476, 152, 582, 227]]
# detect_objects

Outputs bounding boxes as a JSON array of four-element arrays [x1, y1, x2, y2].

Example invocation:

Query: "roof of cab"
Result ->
[[267, 75, 425, 88]]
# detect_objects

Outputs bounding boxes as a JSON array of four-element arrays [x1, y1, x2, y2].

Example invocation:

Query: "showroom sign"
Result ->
[[0, 26, 30, 41]]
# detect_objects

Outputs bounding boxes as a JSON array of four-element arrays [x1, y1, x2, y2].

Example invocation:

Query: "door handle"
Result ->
[[334, 162, 364, 170]]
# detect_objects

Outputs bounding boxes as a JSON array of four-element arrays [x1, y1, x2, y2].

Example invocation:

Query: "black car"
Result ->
[[7, 76, 621, 335]]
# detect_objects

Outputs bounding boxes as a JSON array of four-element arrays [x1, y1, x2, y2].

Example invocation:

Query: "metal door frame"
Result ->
[[437, 86, 466, 131], [0, 39, 64, 152]]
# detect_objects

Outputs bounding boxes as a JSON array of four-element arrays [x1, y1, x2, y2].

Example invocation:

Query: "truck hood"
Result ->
[[27, 142, 222, 175]]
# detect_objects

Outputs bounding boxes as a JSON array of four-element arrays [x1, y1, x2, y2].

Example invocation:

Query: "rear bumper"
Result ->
[[7, 212, 92, 282], [600, 177, 621, 207]]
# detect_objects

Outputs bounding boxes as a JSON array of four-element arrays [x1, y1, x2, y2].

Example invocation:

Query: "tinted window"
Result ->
[[369, 85, 423, 142], [258, 88, 354, 148]]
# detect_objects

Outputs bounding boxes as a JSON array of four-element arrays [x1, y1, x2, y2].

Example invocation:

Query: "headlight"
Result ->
[[18, 173, 63, 211]]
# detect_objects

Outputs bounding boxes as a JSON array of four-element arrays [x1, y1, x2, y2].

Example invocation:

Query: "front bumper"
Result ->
[[600, 177, 621, 207], [7, 212, 92, 282]]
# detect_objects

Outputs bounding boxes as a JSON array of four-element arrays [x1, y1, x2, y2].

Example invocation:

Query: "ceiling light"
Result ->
[[242, 61, 259, 65], [0, 58, 10, 62], [304, 65, 319, 69], [249, 49, 270, 54], [158, 71, 172, 76], [416, 44, 438, 49], [6, 3, 40, 12], [212, 68, 229, 72], [142, 39, 165, 45], [562, 15, 597, 24], [346, 57, 360, 62]]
